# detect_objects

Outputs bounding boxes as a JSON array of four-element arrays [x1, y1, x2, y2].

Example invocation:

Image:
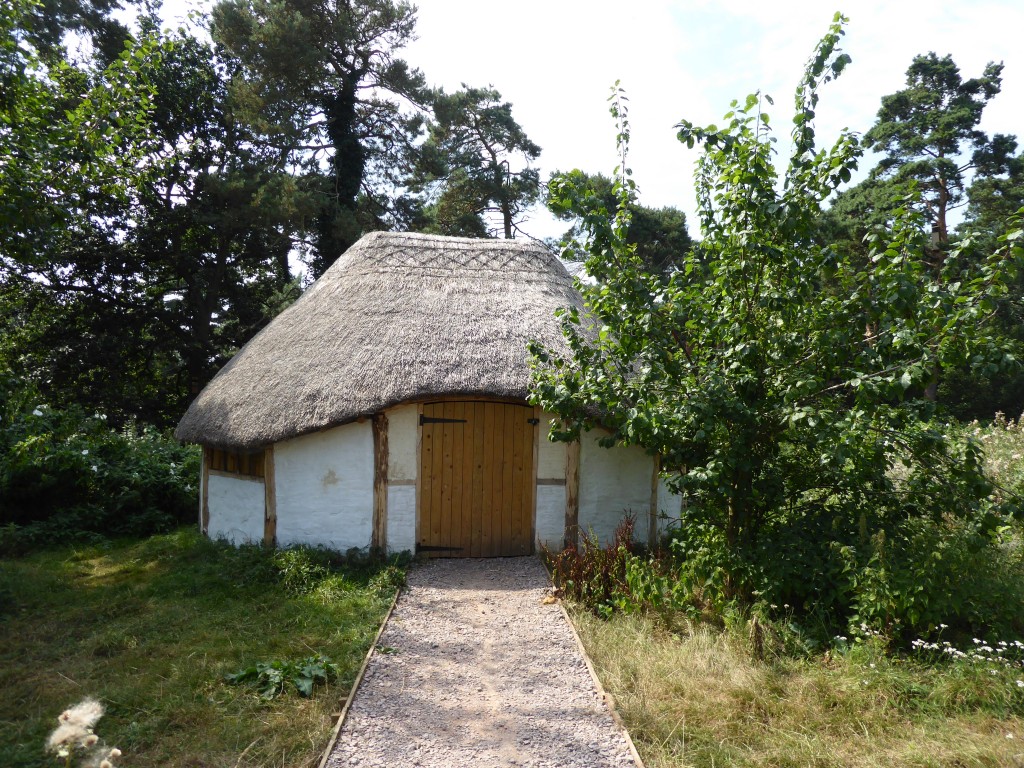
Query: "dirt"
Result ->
[[324, 557, 638, 768]]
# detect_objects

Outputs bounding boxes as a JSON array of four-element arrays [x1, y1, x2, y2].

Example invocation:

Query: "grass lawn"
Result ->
[[573, 610, 1024, 768], [0, 528, 400, 768]]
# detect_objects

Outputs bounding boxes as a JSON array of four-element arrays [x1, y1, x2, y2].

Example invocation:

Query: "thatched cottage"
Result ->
[[175, 232, 681, 556]]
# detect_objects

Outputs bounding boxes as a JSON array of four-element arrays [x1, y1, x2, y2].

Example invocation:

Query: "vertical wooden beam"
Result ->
[[530, 406, 540, 554], [416, 403, 426, 555], [564, 439, 581, 550], [649, 453, 661, 550], [200, 446, 211, 536], [263, 445, 277, 547], [372, 412, 389, 552]]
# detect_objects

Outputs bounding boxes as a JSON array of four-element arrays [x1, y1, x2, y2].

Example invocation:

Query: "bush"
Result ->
[[0, 382, 199, 549]]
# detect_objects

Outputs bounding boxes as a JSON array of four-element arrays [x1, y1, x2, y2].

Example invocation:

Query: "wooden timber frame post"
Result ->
[[648, 453, 660, 550], [263, 445, 277, 547], [200, 446, 211, 536], [371, 412, 389, 551], [564, 440, 581, 550]]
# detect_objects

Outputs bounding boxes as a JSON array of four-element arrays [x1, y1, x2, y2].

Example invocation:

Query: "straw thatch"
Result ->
[[174, 231, 585, 449]]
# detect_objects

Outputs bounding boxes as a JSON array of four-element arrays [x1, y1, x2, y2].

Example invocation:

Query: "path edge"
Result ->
[[543, 559, 648, 768], [316, 586, 401, 768]]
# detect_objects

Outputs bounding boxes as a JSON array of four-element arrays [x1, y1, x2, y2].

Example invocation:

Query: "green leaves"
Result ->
[[531, 17, 1018, 612], [225, 654, 340, 699]]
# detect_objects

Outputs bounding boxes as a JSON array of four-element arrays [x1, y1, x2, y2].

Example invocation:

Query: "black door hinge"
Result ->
[[420, 414, 469, 425]]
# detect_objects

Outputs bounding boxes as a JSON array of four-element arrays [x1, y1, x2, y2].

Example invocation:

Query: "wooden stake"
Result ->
[[372, 412, 389, 552], [564, 439, 581, 550]]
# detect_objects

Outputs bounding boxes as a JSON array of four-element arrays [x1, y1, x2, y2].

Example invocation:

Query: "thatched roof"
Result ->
[[174, 232, 585, 449]]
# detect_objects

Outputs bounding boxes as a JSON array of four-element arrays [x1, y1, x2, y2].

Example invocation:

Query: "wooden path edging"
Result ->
[[316, 587, 401, 768], [554, 600, 648, 768]]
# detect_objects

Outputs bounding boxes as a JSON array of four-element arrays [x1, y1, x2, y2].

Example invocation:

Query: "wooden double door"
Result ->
[[418, 400, 536, 557]]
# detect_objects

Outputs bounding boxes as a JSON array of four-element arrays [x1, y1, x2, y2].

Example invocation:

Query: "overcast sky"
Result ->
[[165, 0, 1023, 240]]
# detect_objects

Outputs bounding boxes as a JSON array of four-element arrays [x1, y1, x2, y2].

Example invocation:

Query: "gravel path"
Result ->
[[325, 557, 639, 768]]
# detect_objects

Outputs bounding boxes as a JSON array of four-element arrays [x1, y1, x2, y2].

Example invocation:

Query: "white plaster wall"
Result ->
[[578, 431, 655, 546], [274, 421, 374, 550], [537, 412, 567, 480], [385, 404, 418, 553], [535, 485, 566, 550], [387, 405, 418, 482], [207, 473, 265, 544], [387, 485, 417, 553]]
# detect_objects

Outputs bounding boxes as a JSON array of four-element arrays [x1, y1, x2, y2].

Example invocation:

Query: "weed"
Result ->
[[225, 654, 340, 699]]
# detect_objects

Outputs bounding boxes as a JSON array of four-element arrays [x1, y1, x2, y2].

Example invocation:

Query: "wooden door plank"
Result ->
[[439, 402, 455, 556], [481, 402, 496, 556], [471, 401, 486, 557], [449, 402, 465, 557], [501, 404, 515, 556], [510, 405, 525, 554], [459, 402, 474, 558], [430, 403, 445, 557]]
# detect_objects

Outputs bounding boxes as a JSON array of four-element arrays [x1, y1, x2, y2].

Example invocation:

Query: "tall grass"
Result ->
[[575, 610, 1024, 767], [568, 417, 1024, 766]]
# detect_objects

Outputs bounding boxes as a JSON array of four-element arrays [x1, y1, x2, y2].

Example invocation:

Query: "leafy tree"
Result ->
[[2, 17, 309, 426], [211, 0, 428, 277], [548, 170, 693, 276], [19, 0, 139, 65], [864, 52, 1007, 254], [0, 0, 163, 272], [414, 85, 541, 238], [532, 16, 1020, 618]]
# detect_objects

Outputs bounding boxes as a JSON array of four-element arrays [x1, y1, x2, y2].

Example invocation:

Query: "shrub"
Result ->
[[0, 385, 200, 549]]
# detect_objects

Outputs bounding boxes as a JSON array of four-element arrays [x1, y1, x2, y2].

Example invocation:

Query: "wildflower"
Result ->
[[1008, 733, 1015, 739], [57, 699, 103, 730], [109, 748, 122, 758], [32, 408, 43, 416], [81, 449, 89, 456], [1017, 680, 1024, 688], [47, 698, 105, 754]]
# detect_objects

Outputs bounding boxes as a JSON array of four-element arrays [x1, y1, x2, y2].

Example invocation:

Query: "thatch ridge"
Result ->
[[174, 231, 584, 449]]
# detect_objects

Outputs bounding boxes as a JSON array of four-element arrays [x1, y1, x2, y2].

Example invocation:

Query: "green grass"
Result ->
[[0, 528, 400, 768], [573, 609, 1024, 767]]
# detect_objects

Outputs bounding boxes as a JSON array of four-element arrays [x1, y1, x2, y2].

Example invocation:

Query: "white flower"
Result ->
[[32, 408, 43, 416], [1016, 680, 1024, 688], [81, 449, 89, 456]]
